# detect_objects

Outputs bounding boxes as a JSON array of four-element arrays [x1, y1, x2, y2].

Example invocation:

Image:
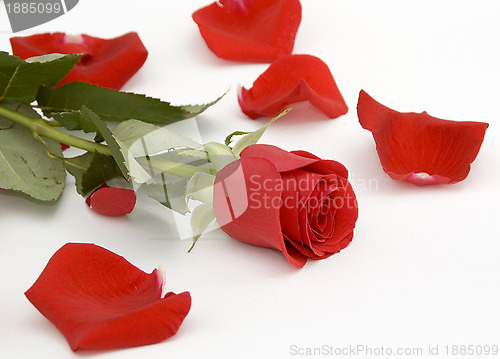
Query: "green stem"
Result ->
[[44, 119, 63, 127], [137, 157, 213, 178], [0, 105, 112, 156]]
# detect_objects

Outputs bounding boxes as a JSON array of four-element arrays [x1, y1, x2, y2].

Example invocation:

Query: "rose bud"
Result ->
[[213, 144, 358, 268]]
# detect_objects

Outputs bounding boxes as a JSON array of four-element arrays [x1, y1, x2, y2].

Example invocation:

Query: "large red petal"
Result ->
[[86, 185, 137, 216], [10, 32, 148, 89], [192, 0, 301, 62], [213, 158, 307, 268], [357, 90, 489, 185], [238, 54, 348, 119], [25, 243, 191, 351]]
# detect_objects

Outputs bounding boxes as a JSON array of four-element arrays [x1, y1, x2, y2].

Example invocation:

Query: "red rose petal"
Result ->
[[25, 243, 191, 351], [279, 169, 324, 248], [86, 185, 136, 216], [241, 144, 317, 172], [238, 54, 348, 119], [292, 150, 350, 178], [213, 158, 307, 268], [10, 32, 148, 89], [192, 0, 302, 62], [357, 90, 489, 185], [288, 231, 354, 261]]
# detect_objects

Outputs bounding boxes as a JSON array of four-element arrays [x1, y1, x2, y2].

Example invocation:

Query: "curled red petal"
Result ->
[[240, 144, 318, 172], [86, 185, 136, 216], [238, 54, 348, 119], [192, 0, 301, 62], [25, 243, 191, 351], [213, 158, 307, 268], [357, 90, 489, 185], [10, 32, 148, 90]]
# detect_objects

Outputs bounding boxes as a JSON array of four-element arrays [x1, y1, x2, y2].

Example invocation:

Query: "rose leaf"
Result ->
[[188, 203, 216, 252], [0, 103, 65, 201], [79, 106, 129, 178], [0, 51, 81, 104], [231, 109, 290, 157], [36, 82, 223, 131], [64, 151, 124, 197]]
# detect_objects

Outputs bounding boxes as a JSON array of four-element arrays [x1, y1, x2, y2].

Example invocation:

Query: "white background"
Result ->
[[1, 1, 499, 358]]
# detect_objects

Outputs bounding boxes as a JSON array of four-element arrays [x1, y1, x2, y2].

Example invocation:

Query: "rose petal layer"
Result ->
[[357, 90, 488, 185], [192, 0, 301, 62], [238, 54, 348, 119], [25, 243, 191, 351], [10, 32, 148, 89], [213, 157, 307, 268]]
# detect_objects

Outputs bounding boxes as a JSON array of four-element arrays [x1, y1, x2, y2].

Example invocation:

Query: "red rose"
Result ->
[[213, 144, 358, 268]]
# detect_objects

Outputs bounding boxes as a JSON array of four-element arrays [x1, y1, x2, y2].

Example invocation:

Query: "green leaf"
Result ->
[[186, 172, 215, 205], [225, 130, 251, 146], [204, 142, 237, 172], [182, 88, 228, 116], [0, 103, 65, 201], [79, 106, 129, 178], [231, 109, 291, 157], [64, 152, 123, 196], [188, 203, 216, 252], [112, 119, 215, 214], [113, 119, 202, 152], [113, 119, 206, 185], [37, 82, 223, 131], [138, 177, 189, 215], [112, 119, 236, 215], [0, 52, 81, 103], [25, 53, 75, 64]]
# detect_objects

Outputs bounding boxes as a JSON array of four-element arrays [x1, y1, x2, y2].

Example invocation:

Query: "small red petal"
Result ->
[[86, 185, 136, 216], [25, 243, 191, 351], [192, 0, 302, 62], [238, 54, 348, 119], [60, 143, 70, 151], [357, 90, 489, 185], [10, 32, 148, 90]]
